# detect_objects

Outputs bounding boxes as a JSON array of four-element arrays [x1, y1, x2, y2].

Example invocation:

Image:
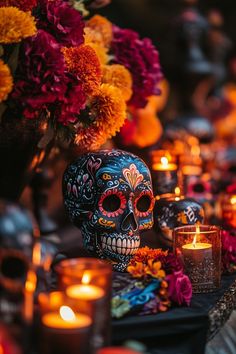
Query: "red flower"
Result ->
[[38, 0, 85, 47], [0, 0, 37, 11], [112, 26, 162, 108], [12, 30, 67, 118], [166, 271, 192, 306]]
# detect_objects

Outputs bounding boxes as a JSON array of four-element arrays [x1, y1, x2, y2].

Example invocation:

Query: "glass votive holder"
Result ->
[[38, 291, 92, 354], [173, 225, 221, 293], [221, 194, 236, 228], [54, 258, 112, 352], [151, 150, 178, 196]]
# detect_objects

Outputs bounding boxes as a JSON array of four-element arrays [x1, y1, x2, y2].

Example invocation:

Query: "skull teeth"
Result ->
[[100, 236, 140, 255]]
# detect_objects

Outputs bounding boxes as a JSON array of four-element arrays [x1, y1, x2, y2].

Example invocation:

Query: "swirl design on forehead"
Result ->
[[122, 163, 144, 191]]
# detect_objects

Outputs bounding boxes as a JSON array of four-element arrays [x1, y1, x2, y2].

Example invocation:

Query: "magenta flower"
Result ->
[[55, 79, 86, 125], [12, 30, 67, 118], [38, 0, 85, 47], [222, 229, 236, 274], [166, 271, 192, 306], [111, 26, 162, 108]]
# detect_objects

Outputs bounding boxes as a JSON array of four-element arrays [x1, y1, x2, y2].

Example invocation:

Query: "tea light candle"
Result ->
[[41, 306, 92, 354], [152, 156, 178, 196]]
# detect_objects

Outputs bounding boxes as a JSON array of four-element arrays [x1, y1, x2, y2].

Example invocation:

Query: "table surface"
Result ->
[[112, 274, 236, 354]]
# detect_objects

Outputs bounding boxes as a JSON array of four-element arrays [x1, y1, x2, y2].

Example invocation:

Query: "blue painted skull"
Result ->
[[63, 150, 154, 271]]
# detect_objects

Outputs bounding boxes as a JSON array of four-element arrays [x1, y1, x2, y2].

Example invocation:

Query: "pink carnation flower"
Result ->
[[112, 26, 162, 108], [166, 271, 192, 306]]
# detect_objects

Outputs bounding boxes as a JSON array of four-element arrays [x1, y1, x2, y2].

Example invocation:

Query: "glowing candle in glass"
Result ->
[[40, 299, 92, 354], [152, 153, 178, 196], [174, 225, 221, 293], [55, 258, 112, 351]]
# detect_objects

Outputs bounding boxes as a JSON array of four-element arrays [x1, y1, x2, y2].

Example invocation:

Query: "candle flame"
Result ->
[[59, 306, 76, 322], [192, 224, 200, 248], [82, 272, 91, 285], [25, 269, 37, 292], [161, 156, 169, 167], [230, 196, 236, 205], [32, 241, 41, 266], [175, 187, 180, 196]]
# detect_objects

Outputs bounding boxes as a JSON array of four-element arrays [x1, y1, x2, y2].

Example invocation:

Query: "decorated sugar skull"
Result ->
[[154, 197, 204, 248], [63, 150, 155, 271]]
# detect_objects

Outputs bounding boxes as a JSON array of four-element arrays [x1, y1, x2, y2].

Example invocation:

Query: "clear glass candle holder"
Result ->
[[54, 258, 112, 352], [151, 150, 178, 197], [173, 225, 221, 293], [38, 291, 92, 354]]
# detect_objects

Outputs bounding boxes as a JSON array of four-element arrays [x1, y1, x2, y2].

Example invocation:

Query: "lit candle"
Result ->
[[66, 272, 105, 301], [152, 156, 177, 171], [152, 156, 178, 196], [42, 306, 92, 329], [41, 306, 92, 354], [181, 225, 213, 292]]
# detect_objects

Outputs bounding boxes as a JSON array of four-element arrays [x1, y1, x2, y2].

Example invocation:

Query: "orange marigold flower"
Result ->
[[127, 261, 146, 278], [0, 7, 36, 44], [0, 60, 13, 102], [75, 84, 126, 152], [86, 41, 109, 66], [102, 64, 133, 102], [145, 260, 166, 279], [62, 45, 102, 95], [88, 83, 126, 138], [75, 126, 108, 152], [86, 15, 112, 48]]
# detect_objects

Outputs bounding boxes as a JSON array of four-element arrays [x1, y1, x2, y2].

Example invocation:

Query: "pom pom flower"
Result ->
[[0, 60, 13, 102], [0, 7, 36, 44], [86, 15, 113, 48], [62, 45, 102, 95], [102, 64, 133, 102], [75, 83, 127, 152]]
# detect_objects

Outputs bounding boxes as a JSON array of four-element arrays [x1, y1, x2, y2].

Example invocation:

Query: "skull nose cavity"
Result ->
[[121, 212, 138, 232]]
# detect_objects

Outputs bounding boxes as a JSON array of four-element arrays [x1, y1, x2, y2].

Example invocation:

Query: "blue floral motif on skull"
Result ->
[[63, 150, 154, 271]]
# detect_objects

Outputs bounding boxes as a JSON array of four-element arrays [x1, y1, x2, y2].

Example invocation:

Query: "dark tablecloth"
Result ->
[[112, 274, 236, 354]]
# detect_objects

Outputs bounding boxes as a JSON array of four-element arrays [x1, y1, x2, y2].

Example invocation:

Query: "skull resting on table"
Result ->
[[63, 149, 155, 271]]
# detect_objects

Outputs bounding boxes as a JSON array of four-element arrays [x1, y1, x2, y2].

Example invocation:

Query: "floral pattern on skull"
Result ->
[[63, 150, 154, 271]]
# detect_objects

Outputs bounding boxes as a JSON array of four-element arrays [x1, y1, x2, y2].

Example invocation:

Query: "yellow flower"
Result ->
[[86, 15, 112, 48], [0, 7, 36, 44], [75, 84, 127, 152], [145, 260, 166, 279], [102, 64, 133, 102], [62, 45, 102, 95], [86, 41, 109, 66], [0, 60, 13, 102], [88, 83, 126, 138], [127, 261, 146, 278]]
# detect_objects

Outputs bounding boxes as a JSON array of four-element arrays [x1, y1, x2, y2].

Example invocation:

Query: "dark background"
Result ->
[[96, 0, 236, 80]]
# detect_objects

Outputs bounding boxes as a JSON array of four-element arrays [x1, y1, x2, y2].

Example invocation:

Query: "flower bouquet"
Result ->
[[0, 0, 162, 200], [112, 247, 192, 318]]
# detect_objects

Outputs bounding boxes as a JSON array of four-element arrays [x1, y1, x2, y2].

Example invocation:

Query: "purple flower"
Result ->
[[166, 271, 192, 306], [38, 0, 85, 47], [111, 25, 162, 108], [12, 30, 67, 118]]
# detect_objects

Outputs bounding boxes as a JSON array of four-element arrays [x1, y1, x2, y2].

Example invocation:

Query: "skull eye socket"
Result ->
[[98, 190, 126, 217], [135, 192, 154, 217], [102, 195, 121, 212]]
